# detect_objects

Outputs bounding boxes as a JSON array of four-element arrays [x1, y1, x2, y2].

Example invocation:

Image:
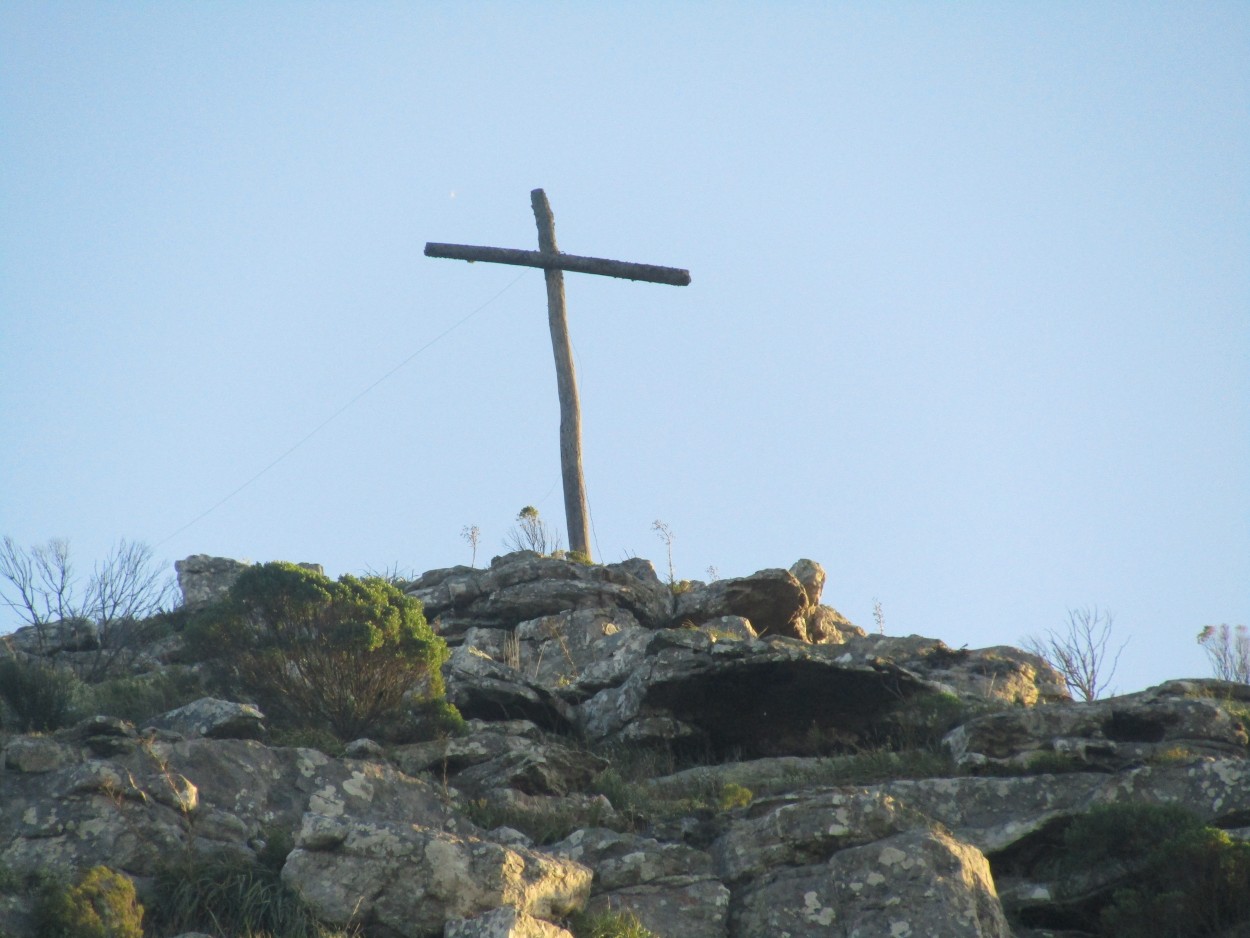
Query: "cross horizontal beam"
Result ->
[[424, 242, 691, 287]]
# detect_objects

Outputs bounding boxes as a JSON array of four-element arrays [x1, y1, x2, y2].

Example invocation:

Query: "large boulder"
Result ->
[[731, 828, 1012, 938], [174, 555, 250, 609], [944, 679, 1250, 772], [674, 568, 810, 639], [0, 732, 459, 878], [145, 697, 265, 740], [281, 815, 591, 937], [836, 634, 1071, 706], [577, 629, 940, 757], [408, 554, 674, 638], [550, 828, 729, 938]]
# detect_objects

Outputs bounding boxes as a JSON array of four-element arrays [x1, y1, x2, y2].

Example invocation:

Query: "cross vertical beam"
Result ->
[[425, 189, 690, 562], [529, 189, 590, 561]]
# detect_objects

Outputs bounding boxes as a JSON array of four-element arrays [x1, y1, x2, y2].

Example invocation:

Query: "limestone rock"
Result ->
[[174, 554, 250, 609], [5, 618, 99, 655], [578, 632, 938, 757], [944, 679, 1250, 771], [712, 788, 917, 883], [550, 828, 730, 938], [409, 553, 673, 638], [674, 567, 810, 639], [788, 559, 826, 607], [445, 906, 574, 938], [445, 644, 579, 732], [146, 697, 266, 740], [837, 634, 1070, 705], [282, 816, 591, 937], [732, 828, 1012, 938]]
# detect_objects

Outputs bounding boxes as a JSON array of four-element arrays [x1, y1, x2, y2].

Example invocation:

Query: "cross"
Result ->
[[426, 189, 690, 562]]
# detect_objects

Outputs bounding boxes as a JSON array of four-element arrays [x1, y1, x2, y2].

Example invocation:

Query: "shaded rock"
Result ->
[[174, 555, 249, 610], [582, 880, 731, 938], [732, 828, 1012, 938], [3, 736, 76, 773], [446, 645, 579, 732], [146, 697, 266, 740], [944, 680, 1250, 772], [578, 633, 937, 758], [451, 740, 608, 798], [445, 906, 573, 938], [282, 816, 591, 938], [674, 568, 809, 639], [5, 618, 99, 655]]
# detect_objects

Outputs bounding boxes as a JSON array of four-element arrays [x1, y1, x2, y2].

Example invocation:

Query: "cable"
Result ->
[[156, 269, 531, 547]]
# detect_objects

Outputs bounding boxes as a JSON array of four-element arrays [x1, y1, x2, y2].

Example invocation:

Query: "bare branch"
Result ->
[[1024, 605, 1126, 701]]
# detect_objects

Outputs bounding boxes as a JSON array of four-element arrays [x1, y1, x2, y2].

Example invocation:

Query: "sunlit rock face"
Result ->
[[0, 551, 1242, 938]]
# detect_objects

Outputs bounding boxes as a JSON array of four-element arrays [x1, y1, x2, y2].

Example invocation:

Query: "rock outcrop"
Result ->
[[2, 550, 1246, 938]]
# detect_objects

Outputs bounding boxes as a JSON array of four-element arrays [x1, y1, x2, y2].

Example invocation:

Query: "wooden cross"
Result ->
[[425, 189, 690, 562]]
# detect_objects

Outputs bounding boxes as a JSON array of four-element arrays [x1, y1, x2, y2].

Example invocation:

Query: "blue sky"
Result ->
[[2, 3, 1246, 694]]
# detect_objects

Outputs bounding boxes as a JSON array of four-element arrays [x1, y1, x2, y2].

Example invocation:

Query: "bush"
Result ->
[[188, 562, 449, 739], [85, 669, 203, 724], [0, 657, 84, 731], [1059, 803, 1250, 937], [33, 866, 144, 938]]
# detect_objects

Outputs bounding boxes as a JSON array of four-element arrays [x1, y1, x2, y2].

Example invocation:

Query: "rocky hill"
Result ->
[[2, 551, 1248, 938]]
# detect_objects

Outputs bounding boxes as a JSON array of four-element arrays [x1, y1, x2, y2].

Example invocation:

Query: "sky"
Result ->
[[1, 3, 1246, 695]]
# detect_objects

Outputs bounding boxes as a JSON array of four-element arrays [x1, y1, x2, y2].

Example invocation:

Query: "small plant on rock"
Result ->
[[504, 506, 562, 555], [1198, 624, 1250, 684], [568, 908, 657, 938]]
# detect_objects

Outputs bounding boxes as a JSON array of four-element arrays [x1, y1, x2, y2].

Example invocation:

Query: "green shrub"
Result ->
[[85, 669, 203, 724], [148, 848, 324, 938], [0, 657, 84, 732], [718, 782, 753, 810], [33, 866, 144, 938], [187, 562, 449, 739], [1059, 803, 1250, 937], [568, 908, 657, 938]]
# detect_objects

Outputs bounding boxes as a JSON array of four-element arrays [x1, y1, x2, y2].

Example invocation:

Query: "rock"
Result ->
[[450, 739, 608, 798], [445, 906, 574, 938], [174, 555, 250, 609], [674, 567, 810, 639], [788, 559, 826, 606], [806, 604, 865, 643], [5, 618, 99, 655], [409, 554, 673, 639], [282, 816, 591, 937], [732, 828, 1012, 938], [445, 645, 579, 732], [697, 616, 757, 642], [146, 697, 266, 740], [3, 737, 76, 773], [836, 634, 1070, 706], [944, 679, 1250, 772], [578, 632, 938, 757], [550, 828, 730, 938], [712, 788, 917, 883]]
